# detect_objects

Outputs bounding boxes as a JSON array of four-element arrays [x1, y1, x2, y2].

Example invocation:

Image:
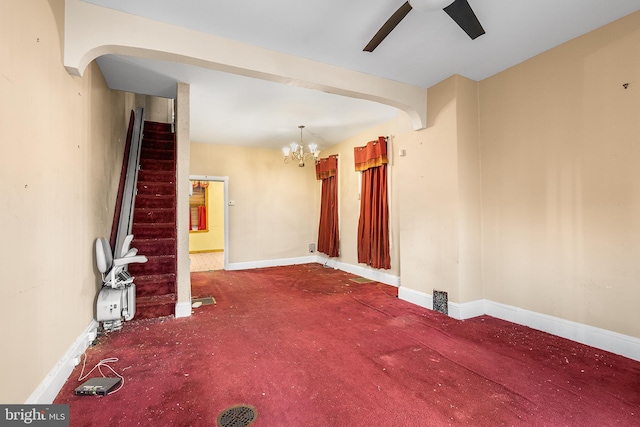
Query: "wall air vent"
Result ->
[[433, 289, 448, 315]]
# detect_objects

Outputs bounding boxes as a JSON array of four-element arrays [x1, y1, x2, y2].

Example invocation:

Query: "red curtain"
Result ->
[[316, 156, 339, 257], [197, 205, 207, 230], [354, 137, 390, 269]]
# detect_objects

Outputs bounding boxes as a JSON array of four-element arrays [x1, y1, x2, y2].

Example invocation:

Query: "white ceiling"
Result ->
[[86, 0, 640, 150]]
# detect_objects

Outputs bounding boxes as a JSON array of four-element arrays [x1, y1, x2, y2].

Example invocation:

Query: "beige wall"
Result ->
[[479, 12, 640, 337], [393, 75, 483, 303], [454, 76, 483, 303], [389, 12, 640, 339], [190, 120, 410, 276], [136, 94, 173, 123], [190, 143, 319, 263], [371, 11, 640, 341], [189, 182, 225, 252], [0, 0, 131, 402]]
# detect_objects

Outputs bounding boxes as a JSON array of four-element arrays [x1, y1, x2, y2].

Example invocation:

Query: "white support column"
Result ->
[[175, 82, 192, 318]]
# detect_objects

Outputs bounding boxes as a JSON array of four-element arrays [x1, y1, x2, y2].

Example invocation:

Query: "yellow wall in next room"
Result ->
[[189, 181, 225, 252]]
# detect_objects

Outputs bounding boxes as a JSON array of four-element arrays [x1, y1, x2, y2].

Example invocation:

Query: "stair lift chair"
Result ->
[[95, 235, 147, 331]]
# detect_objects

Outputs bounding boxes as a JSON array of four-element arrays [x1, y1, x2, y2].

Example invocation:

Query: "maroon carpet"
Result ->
[[55, 264, 640, 426]]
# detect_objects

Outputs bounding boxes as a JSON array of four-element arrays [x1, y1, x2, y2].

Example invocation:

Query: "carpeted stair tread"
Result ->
[[132, 238, 176, 256], [143, 128, 174, 136], [138, 170, 175, 183], [144, 125, 172, 133], [144, 121, 173, 132], [137, 181, 176, 196], [140, 159, 175, 171], [133, 207, 175, 224], [140, 147, 175, 161], [142, 134, 174, 144], [136, 293, 177, 305], [132, 223, 177, 239], [129, 255, 176, 276], [134, 272, 176, 283], [135, 293, 176, 319], [142, 131, 174, 139], [141, 138, 175, 151], [135, 195, 176, 209], [134, 274, 176, 297]]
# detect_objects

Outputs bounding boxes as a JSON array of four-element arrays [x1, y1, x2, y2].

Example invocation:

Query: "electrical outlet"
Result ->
[[308, 243, 316, 253]]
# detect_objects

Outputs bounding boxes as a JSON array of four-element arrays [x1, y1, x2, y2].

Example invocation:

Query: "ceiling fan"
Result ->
[[364, 0, 485, 52]]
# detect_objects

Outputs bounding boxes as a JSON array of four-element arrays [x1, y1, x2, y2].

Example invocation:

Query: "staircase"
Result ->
[[128, 121, 177, 319]]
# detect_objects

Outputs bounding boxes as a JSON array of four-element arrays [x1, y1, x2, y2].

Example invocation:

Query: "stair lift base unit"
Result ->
[[95, 236, 146, 332], [96, 284, 136, 332]]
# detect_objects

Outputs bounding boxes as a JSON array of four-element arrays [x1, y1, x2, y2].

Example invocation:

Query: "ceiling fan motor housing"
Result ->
[[409, 0, 455, 12]]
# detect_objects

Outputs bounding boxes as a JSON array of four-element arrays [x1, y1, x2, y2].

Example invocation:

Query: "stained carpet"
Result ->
[[55, 264, 640, 426]]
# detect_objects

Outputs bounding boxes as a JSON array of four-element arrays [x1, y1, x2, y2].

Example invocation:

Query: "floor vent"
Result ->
[[433, 290, 448, 315], [349, 277, 375, 284], [217, 404, 257, 427], [192, 296, 216, 306]]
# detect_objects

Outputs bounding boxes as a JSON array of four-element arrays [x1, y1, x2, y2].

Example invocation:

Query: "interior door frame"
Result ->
[[189, 175, 229, 270]]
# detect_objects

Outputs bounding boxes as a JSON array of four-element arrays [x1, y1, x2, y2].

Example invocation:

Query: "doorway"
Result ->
[[188, 175, 229, 272]]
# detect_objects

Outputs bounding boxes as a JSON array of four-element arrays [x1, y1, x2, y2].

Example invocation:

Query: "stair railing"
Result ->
[[115, 107, 145, 257]]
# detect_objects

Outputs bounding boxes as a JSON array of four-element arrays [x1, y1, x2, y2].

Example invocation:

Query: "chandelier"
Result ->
[[282, 125, 320, 167]]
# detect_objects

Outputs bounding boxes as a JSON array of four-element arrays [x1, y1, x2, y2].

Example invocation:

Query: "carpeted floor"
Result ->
[[55, 264, 640, 426]]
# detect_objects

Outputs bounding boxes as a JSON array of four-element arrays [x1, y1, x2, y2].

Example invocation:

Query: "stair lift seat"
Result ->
[[95, 236, 147, 331]]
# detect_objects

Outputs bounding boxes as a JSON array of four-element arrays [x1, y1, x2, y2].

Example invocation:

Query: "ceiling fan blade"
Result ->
[[364, 1, 413, 52], [443, 0, 485, 40]]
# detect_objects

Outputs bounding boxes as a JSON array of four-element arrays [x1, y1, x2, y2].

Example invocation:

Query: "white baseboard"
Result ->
[[450, 299, 486, 320], [397, 286, 432, 308], [316, 255, 401, 287], [227, 255, 318, 271], [226, 255, 402, 287], [482, 300, 640, 362], [25, 320, 99, 404], [175, 301, 192, 318], [397, 288, 640, 362]]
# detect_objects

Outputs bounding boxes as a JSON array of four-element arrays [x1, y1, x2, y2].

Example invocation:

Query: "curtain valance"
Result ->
[[315, 155, 338, 180], [192, 181, 209, 188], [354, 137, 387, 172]]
